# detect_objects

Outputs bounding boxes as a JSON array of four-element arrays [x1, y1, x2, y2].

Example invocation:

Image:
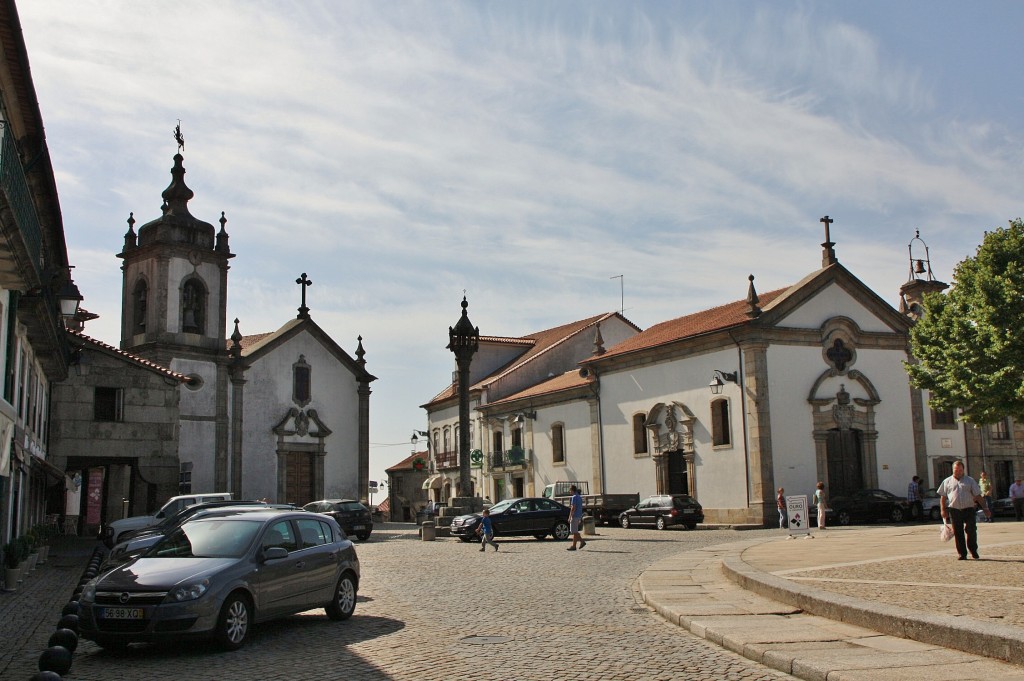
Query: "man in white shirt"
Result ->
[[938, 461, 990, 560], [1009, 476, 1024, 522]]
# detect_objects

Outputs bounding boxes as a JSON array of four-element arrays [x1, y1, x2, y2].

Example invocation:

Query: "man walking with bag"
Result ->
[[938, 461, 991, 560]]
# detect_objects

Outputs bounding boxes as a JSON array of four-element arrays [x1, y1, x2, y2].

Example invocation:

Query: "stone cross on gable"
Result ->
[[296, 272, 312, 319], [820, 215, 837, 266]]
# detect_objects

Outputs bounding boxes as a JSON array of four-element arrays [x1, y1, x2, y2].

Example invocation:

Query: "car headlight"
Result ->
[[167, 579, 210, 602], [81, 583, 96, 603]]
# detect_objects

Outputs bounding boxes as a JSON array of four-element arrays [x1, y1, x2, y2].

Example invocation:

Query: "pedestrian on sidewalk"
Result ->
[[777, 488, 786, 529], [814, 482, 828, 530], [567, 485, 586, 551], [907, 475, 922, 521], [978, 472, 992, 523], [1010, 476, 1024, 522], [476, 509, 498, 552], [938, 460, 990, 560]]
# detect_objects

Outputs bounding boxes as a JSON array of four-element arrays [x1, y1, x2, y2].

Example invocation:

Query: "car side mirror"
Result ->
[[262, 547, 288, 561]]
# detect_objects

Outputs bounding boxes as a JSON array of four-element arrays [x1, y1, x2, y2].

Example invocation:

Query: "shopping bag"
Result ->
[[939, 523, 954, 542]]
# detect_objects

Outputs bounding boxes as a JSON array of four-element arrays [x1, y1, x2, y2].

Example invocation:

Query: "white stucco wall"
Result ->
[[240, 332, 361, 503], [767, 344, 918, 500], [527, 400, 594, 494], [170, 357, 221, 493], [775, 284, 893, 333], [598, 347, 746, 508]]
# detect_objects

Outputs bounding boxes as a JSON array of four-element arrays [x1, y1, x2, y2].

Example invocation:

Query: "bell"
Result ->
[[914, 259, 926, 274]]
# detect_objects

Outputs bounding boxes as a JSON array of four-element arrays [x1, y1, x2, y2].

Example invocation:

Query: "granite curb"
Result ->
[[721, 544, 1024, 667]]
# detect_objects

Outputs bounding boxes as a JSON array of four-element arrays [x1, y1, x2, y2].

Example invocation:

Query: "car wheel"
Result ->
[[685, 523, 697, 530], [620, 516, 630, 529], [326, 572, 357, 621], [356, 533, 371, 541], [534, 533, 547, 540], [552, 522, 570, 540], [215, 592, 251, 650], [930, 507, 940, 521], [459, 535, 475, 543], [890, 507, 905, 523], [93, 636, 130, 653], [655, 516, 667, 531], [837, 510, 851, 526]]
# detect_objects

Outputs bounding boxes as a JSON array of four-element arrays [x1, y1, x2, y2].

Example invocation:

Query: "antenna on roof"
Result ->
[[610, 274, 624, 316]]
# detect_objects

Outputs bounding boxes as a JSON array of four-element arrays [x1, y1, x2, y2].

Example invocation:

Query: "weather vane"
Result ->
[[174, 120, 185, 152]]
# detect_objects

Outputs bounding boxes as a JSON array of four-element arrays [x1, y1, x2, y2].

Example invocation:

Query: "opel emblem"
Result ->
[[119, 592, 130, 604]]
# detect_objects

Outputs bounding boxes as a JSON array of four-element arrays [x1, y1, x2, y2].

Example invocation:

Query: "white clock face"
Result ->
[[188, 251, 202, 267]]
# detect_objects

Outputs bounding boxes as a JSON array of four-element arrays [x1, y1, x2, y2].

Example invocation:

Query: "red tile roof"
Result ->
[[387, 450, 428, 472], [486, 369, 593, 407], [591, 288, 788, 360], [70, 330, 191, 381]]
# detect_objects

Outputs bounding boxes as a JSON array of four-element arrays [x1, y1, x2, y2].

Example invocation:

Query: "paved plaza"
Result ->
[[2, 525, 794, 681]]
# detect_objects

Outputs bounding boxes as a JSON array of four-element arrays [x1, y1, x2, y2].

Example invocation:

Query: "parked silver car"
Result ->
[[79, 509, 360, 650]]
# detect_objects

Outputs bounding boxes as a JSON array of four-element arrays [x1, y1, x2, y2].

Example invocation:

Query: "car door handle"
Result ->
[[294, 561, 305, 569]]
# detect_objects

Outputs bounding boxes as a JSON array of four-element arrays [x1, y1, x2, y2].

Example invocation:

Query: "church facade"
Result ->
[[50, 147, 373, 528]]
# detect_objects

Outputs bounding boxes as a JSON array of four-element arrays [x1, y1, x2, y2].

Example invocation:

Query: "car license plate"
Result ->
[[101, 607, 145, 620], [352, 525, 365, 530], [682, 509, 694, 514]]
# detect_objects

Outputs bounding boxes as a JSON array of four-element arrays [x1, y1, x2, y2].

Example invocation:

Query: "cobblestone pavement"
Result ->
[[1, 525, 796, 681]]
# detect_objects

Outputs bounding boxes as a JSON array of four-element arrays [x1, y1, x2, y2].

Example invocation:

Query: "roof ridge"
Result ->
[[70, 330, 191, 381]]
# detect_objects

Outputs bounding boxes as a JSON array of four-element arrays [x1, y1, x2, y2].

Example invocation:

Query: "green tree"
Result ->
[[906, 218, 1024, 425]]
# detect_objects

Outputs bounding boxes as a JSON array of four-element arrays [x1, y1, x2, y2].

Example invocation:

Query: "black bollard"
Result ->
[[38, 646, 72, 675], [29, 671, 62, 681], [61, 602, 80, 617], [48, 628, 78, 653], [56, 614, 79, 635]]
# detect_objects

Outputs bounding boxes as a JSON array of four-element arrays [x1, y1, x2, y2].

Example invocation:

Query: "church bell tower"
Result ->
[[117, 143, 234, 365]]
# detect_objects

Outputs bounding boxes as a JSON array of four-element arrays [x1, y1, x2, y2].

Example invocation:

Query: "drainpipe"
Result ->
[[584, 367, 606, 495], [728, 331, 751, 508]]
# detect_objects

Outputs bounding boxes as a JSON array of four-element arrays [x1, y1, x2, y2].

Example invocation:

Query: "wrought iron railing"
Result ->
[[0, 124, 43, 277], [488, 447, 530, 469]]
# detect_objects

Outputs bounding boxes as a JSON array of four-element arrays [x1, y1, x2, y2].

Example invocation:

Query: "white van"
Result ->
[[102, 492, 232, 547]]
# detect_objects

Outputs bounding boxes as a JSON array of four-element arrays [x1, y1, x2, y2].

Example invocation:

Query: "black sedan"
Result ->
[[78, 509, 360, 651], [812, 488, 911, 526], [449, 497, 571, 542], [619, 494, 704, 530], [304, 499, 373, 540]]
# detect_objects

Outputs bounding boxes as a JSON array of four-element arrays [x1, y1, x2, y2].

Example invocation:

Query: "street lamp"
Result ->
[[708, 369, 738, 395], [447, 295, 479, 498]]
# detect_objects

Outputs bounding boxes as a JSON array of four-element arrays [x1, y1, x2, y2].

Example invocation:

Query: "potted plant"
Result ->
[[3, 540, 23, 591], [16, 535, 33, 574]]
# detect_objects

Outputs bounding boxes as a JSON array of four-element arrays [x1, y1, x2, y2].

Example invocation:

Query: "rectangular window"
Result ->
[[94, 387, 123, 422], [511, 427, 522, 448], [633, 414, 648, 454], [930, 408, 957, 429], [179, 462, 193, 494], [293, 365, 311, 403], [711, 399, 731, 446], [552, 424, 565, 463], [990, 419, 1011, 441]]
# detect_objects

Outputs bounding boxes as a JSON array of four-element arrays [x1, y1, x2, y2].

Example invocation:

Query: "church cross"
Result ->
[[296, 273, 312, 319], [826, 339, 853, 371], [820, 215, 833, 244]]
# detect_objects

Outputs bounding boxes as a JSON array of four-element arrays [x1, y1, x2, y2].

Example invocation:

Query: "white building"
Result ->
[[430, 223, 974, 525]]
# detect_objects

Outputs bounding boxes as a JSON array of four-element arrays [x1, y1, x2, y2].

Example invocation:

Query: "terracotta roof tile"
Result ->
[[70, 330, 191, 382], [593, 288, 789, 360], [486, 369, 593, 407]]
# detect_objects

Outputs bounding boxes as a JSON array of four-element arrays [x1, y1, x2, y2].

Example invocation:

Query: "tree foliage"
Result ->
[[906, 218, 1024, 425]]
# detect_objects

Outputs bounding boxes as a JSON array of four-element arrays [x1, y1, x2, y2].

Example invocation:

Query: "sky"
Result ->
[[18, 1, 1024, 493]]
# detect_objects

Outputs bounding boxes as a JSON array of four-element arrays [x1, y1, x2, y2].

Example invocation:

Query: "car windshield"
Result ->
[[487, 499, 515, 514], [332, 502, 366, 512], [143, 519, 261, 559]]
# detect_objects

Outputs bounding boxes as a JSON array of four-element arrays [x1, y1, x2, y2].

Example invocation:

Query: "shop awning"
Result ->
[[32, 454, 67, 486], [422, 475, 443, 490]]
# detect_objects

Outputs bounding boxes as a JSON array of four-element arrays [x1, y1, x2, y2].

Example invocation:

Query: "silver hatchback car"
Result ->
[[79, 509, 360, 651]]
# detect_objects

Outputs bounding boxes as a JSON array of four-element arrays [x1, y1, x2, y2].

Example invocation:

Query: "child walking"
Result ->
[[477, 508, 498, 552]]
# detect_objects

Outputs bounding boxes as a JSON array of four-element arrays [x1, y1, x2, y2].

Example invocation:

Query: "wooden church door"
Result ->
[[284, 451, 316, 506], [826, 429, 863, 496]]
